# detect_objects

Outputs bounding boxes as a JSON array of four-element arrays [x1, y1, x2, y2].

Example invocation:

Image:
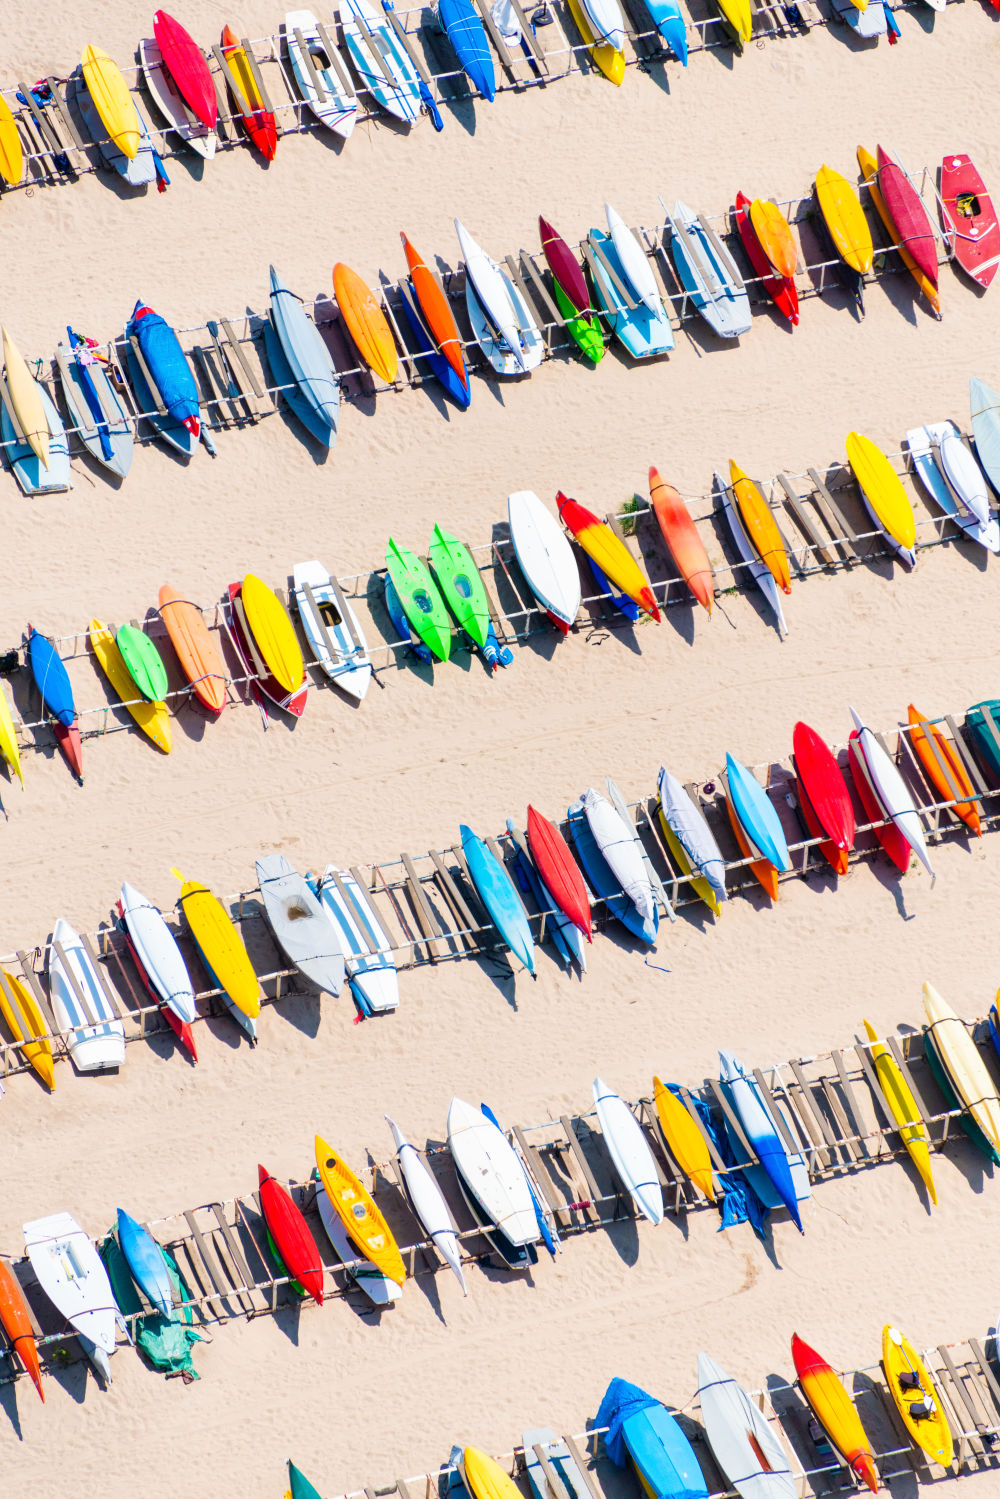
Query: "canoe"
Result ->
[[153, 11, 217, 128], [286, 10, 357, 137], [593, 1076, 663, 1224], [398, 287, 471, 407], [116, 623, 168, 702], [725, 754, 790, 871], [719, 1049, 808, 1229], [648, 467, 713, 612], [539, 215, 592, 315], [923, 982, 1000, 1151], [89, 619, 171, 753], [522, 1431, 591, 1499], [438, 0, 496, 99], [333, 263, 398, 383], [907, 704, 980, 836], [81, 43, 140, 157], [507, 818, 586, 972], [314, 1176, 400, 1306], [568, 799, 657, 943], [645, 0, 687, 59], [27, 626, 83, 782], [138, 37, 216, 158], [127, 301, 201, 440], [792, 721, 854, 873], [315, 1134, 405, 1284], [0, 94, 23, 186], [386, 1115, 466, 1293], [228, 577, 308, 716], [447, 1096, 539, 1246], [940, 154, 999, 292], [557, 493, 659, 620], [715, 473, 787, 635], [158, 586, 228, 715], [401, 233, 468, 389], [256, 854, 345, 995], [848, 707, 934, 878], [814, 162, 872, 299], [526, 804, 591, 939], [906, 423, 999, 554], [54, 336, 133, 480], [857, 145, 939, 315], [118, 881, 198, 1060], [47, 918, 125, 1072], [116, 1207, 174, 1317], [565, 0, 624, 83], [657, 766, 727, 912], [0, 1258, 43, 1399], [461, 824, 535, 973], [732, 192, 798, 326], [713, 0, 752, 44], [428, 526, 490, 649], [314, 866, 399, 1014], [173, 868, 261, 1020], [3, 326, 49, 469], [507, 491, 582, 633], [728, 461, 791, 592], [749, 198, 797, 279], [666, 201, 752, 339], [0, 684, 21, 786], [845, 431, 916, 566], [876, 144, 939, 289], [0, 967, 54, 1089], [862, 1020, 935, 1203], [221, 25, 278, 158], [849, 729, 910, 875], [257, 1165, 324, 1303], [581, 788, 655, 924], [881, 1326, 953, 1468], [457, 220, 541, 374], [339, 0, 420, 124], [385, 541, 452, 662], [791, 1334, 879, 1492], [606, 204, 663, 317], [268, 266, 340, 442], [292, 561, 371, 701], [697, 1353, 795, 1499], [652, 1077, 715, 1201], [24, 1211, 118, 1354]]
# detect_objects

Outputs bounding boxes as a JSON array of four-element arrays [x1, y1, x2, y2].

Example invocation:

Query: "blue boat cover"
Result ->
[[595, 1379, 708, 1499], [661, 1081, 769, 1237], [128, 301, 200, 434]]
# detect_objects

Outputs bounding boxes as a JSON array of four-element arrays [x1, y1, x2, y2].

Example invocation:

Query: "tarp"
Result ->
[[99, 1233, 204, 1381], [594, 1377, 659, 1468], [663, 1081, 769, 1238]]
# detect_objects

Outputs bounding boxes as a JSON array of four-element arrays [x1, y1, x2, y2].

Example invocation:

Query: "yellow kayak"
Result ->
[[923, 982, 1000, 1152], [749, 199, 797, 280], [565, 0, 625, 85], [656, 805, 721, 917], [464, 1449, 523, 1499], [2, 326, 49, 469], [0, 967, 54, 1089], [881, 1326, 953, 1469], [89, 619, 172, 755], [172, 869, 261, 1019], [653, 1075, 716, 1201], [714, 0, 752, 47], [862, 1021, 935, 1204], [314, 1135, 406, 1286], [845, 432, 916, 562], [815, 166, 873, 274], [241, 574, 304, 695], [0, 95, 23, 187], [729, 461, 791, 593], [0, 683, 23, 786], [81, 44, 140, 159]]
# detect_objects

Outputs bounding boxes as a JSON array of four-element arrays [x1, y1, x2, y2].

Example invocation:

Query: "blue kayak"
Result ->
[[588, 230, 674, 359], [646, 0, 688, 61], [261, 319, 336, 448], [438, 0, 496, 100], [718, 1049, 808, 1232], [725, 753, 791, 872], [567, 799, 657, 945], [460, 824, 535, 975], [398, 286, 471, 410], [26, 626, 75, 725], [126, 301, 200, 439], [268, 266, 341, 443], [589, 557, 640, 622], [596, 1378, 709, 1499], [117, 1207, 175, 1317], [506, 817, 585, 972], [385, 575, 433, 663]]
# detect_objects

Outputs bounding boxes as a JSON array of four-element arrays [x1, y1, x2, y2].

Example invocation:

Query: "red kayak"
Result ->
[[53, 722, 83, 783], [0, 1259, 43, 1401], [848, 731, 910, 875], [538, 215, 592, 315], [221, 25, 277, 161], [258, 1165, 324, 1304], [732, 191, 798, 326], [648, 466, 713, 615], [154, 10, 218, 130], [940, 153, 999, 291], [876, 146, 938, 291], [792, 722, 854, 875], [526, 804, 592, 940], [115, 898, 198, 1061]]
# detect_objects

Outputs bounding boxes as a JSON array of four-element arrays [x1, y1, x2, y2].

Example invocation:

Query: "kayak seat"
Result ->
[[898, 1371, 921, 1391]]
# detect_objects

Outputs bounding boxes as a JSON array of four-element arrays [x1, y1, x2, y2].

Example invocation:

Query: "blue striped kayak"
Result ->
[[117, 1207, 174, 1317], [567, 799, 657, 945], [460, 825, 535, 974], [725, 754, 791, 871], [438, 0, 496, 99], [719, 1049, 809, 1231], [341, 0, 421, 124], [268, 266, 340, 442]]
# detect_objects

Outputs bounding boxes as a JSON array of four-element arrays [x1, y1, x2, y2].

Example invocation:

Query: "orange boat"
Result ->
[[729, 461, 791, 593], [857, 145, 940, 317], [749, 197, 798, 280], [333, 263, 398, 384], [0, 1258, 43, 1401], [648, 466, 713, 614], [907, 704, 981, 836], [725, 791, 778, 900], [158, 585, 228, 716], [792, 1334, 878, 1493], [221, 24, 278, 160], [401, 232, 468, 390]]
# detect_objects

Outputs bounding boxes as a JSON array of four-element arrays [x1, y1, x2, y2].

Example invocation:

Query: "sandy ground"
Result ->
[[2, 1, 1000, 1494]]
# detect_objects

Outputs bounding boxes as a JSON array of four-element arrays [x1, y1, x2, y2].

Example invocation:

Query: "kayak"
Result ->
[[460, 823, 535, 974], [881, 1326, 953, 1468], [26, 625, 83, 782], [313, 867, 398, 1015], [339, 0, 421, 124], [447, 1096, 539, 1248], [55, 333, 133, 480], [733, 192, 798, 326], [719, 1049, 807, 1229], [526, 804, 591, 939], [565, 0, 624, 83], [268, 266, 341, 445], [507, 819, 586, 972], [286, 9, 357, 137], [652, 1077, 715, 1201], [648, 467, 713, 613], [849, 728, 911, 875], [940, 154, 999, 292], [89, 620, 172, 754], [428, 525, 490, 649], [657, 766, 726, 913], [3, 326, 50, 470], [862, 1020, 935, 1203], [539, 215, 592, 315], [507, 490, 582, 633], [386, 1115, 466, 1293], [906, 422, 998, 554], [438, 0, 496, 100], [81, 43, 140, 158], [791, 1334, 878, 1492], [587, 228, 674, 358], [725, 753, 790, 871], [712, 0, 752, 45], [728, 461, 791, 592], [126, 301, 201, 439], [934, 422, 990, 528], [846, 431, 916, 566], [749, 197, 797, 279], [0, 967, 54, 1089], [716, 473, 786, 635], [0, 683, 21, 786], [581, 787, 655, 925], [240, 573, 307, 700], [666, 201, 753, 340], [314, 1134, 406, 1284], [118, 881, 198, 1060], [117, 1206, 174, 1317], [385, 540, 452, 662], [257, 1164, 324, 1303], [0, 94, 23, 186], [139, 36, 217, 158], [697, 1354, 795, 1499], [257, 854, 345, 996], [568, 798, 657, 944], [401, 233, 468, 390], [551, 276, 605, 364], [815, 164, 873, 274], [154, 11, 217, 129], [333, 262, 398, 383], [173, 868, 261, 1021], [792, 721, 854, 874], [398, 287, 471, 407], [857, 145, 939, 316], [221, 25, 277, 158], [455, 218, 527, 374], [582, 0, 626, 50], [292, 560, 372, 701], [464, 1449, 525, 1499], [0, 1258, 43, 1400], [725, 785, 778, 900], [606, 203, 664, 319], [599, 1380, 709, 1499], [907, 705, 980, 836], [116, 623, 168, 702], [646, 0, 687, 59], [848, 707, 934, 878], [923, 982, 1000, 1152], [557, 492, 659, 620], [158, 586, 228, 715], [875, 144, 938, 290], [593, 1076, 663, 1224]]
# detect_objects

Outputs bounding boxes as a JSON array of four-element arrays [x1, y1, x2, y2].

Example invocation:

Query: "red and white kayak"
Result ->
[[848, 731, 910, 875], [526, 804, 592, 939], [117, 882, 198, 1060], [940, 153, 999, 291], [848, 707, 934, 878], [154, 11, 217, 130]]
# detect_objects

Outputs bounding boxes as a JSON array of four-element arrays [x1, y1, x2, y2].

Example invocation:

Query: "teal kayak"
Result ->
[[725, 753, 791, 871], [966, 699, 1000, 783], [116, 623, 169, 702], [428, 525, 489, 648], [385, 540, 452, 662], [461, 824, 535, 975]]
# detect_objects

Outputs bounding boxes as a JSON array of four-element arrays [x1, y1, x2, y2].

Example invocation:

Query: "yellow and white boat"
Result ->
[[922, 983, 1000, 1153], [815, 165, 873, 273], [0, 682, 23, 785], [463, 1448, 523, 1499], [241, 574, 304, 696], [172, 869, 261, 1020], [81, 44, 140, 159], [314, 1135, 406, 1286], [565, 0, 625, 86], [729, 461, 791, 593], [846, 432, 916, 567], [0, 967, 54, 1089], [0, 94, 24, 187]]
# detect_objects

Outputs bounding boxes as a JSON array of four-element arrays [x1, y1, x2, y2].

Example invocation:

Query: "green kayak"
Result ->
[[116, 622, 169, 702], [288, 1462, 324, 1499], [385, 539, 452, 662], [966, 698, 1000, 784], [428, 525, 490, 649], [553, 277, 605, 365]]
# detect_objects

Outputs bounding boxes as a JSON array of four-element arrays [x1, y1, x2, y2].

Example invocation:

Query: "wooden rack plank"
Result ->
[[559, 1114, 603, 1202], [786, 1060, 837, 1164], [853, 1040, 897, 1134], [472, 0, 515, 73], [400, 853, 446, 961], [292, 26, 329, 101], [181, 1209, 231, 1315], [509, 0, 548, 66], [818, 1076, 862, 1161], [127, 335, 168, 414], [829, 1049, 872, 1158], [806, 466, 860, 559], [885, 1036, 934, 1131], [944, 715, 990, 797], [211, 43, 250, 117], [775, 472, 836, 567], [11, 950, 59, 1037], [81, 932, 124, 1020], [244, 37, 282, 121]]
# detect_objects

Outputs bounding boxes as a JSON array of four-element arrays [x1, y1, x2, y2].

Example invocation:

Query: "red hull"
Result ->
[[793, 722, 855, 867], [940, 153, 999, 290], [154, 10, 218, 129], [258, 1165, 324, 1304], [116, 900, 199, 1061], [53, 722, 83, 783], [733, 192, 799, 325], [876, 146, 939, 290], [526, 804, 592, 939], [227, 583, 307, 717], [848, 732, 910, 874], [539, 215, 592, 315]]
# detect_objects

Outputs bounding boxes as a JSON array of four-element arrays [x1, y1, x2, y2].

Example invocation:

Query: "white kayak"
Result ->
[[464, 265, 543, 376], [934, 423, 991, 528], [118, 881, 196, 1025], [138, 37, 217, 158], [605, 203, 663, 318], [923, 983, 1000, 1150], [292, 560, 372, 701], [315, 866, 398, 1013], [592, 1077, 663, 1224], [716, 471, 787, 636], [24, 1211, 118, 1354], [287, 8, 358, 137], [906, 425, 1000, 554], [507, 490, 582, 631], [697, 1353, 796, 1499], [386, 1115, 467, 1293], [657, 767, 727, 905], [447, 1096, 539, 1247], [256, 854, 345, 994], [315, 1177, 401, 1306], [848, 707, 935, 878], [583, 0, 626, 47], [47, 918, 126, 1072], [455, 219, 528, 374], [581, 787, 655, 926], [605, 776, 674, 923]]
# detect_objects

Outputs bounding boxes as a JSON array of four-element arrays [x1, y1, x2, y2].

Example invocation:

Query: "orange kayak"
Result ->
[[0, 1258, 43, 1401], [907, 703, 981, 836], [792, 1334, 878, 1492], [158, 585, 228, 715], [648, 466, 713, 614], [401, 233, 468, 390], [729, 460, 791, 593], [749, 198, 797, 280], [857, 145, 940, 317], [725, 791, 778, 900], [333, 262, 398, 384]]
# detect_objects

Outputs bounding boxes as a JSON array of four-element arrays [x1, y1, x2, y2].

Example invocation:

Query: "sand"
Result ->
[[2, 0, 1000, 1493]]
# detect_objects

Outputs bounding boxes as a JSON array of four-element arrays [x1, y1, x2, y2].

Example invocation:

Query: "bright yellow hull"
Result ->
[[0, 967, 54, 1089], [174, 869, 261, 1018], [657, 805, 721, 916], [464, 1448, 523, 1499], [863, 1020, 935, 1203], [0, 95, 23, 187], [241, 574, 304, 695], [715, 0, 752, 45], [845, 432, 916, 553], [729, 460, 791, 592], [882, 1326, 953, 1468], [815, 165, 873, 275], [565, 0, 626, 84], [653, 1075, 716, 1200], [81, 44, 140, 159], [315, 1135, 406, 1286], [90, 619, 172, 754], [0, 683, 23, 785]]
